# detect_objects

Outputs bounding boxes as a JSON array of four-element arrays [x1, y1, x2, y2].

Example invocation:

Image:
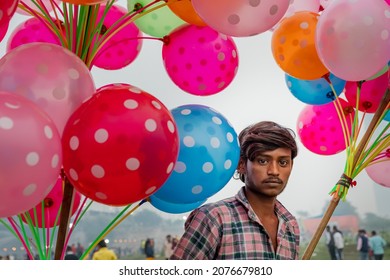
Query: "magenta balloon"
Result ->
[[0, 43, 96, 136], [0, 92, 62, 218], [192, 0, 290, 37], [366, 149, 390, 188], [316, 0, 390, 81], [7, 17, 62, 51], [345, 71, 389, 113], [162, 25, 239, 96], [0, 0, 19, 27], [297, 98, 355, 155], [93, 4, 143, 70]]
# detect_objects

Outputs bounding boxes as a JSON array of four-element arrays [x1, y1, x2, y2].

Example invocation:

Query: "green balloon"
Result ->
[[127, 0, 186, 38]]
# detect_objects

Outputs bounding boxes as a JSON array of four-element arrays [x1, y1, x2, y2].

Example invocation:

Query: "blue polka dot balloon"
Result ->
[[285, 73, 346, 105], [149, 196, 206, 214], [152, 104, 239, 204]]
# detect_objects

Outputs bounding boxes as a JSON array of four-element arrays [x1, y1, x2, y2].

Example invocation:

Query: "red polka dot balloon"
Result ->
[[297, 98, 355, 155], [61, 84, 179, 206], [162, 25, 239, 96]]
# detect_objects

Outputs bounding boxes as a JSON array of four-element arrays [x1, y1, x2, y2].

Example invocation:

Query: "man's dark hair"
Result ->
[[238, 121, 298, 182]]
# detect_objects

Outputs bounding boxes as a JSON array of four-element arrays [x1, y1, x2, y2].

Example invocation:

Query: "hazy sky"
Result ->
[[1, 1, 388, 220]]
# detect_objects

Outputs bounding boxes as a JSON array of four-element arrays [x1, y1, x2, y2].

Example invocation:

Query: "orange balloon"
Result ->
[[271, 11, 329, 80], [62, 0, 108, 5], [167, 0, 206, 26]]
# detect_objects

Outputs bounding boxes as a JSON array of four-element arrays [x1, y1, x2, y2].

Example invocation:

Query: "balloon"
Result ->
[[153, 104, 240, 204], [149, 195, 206, 214], [192, 0, 290, 37], [0, 92, 62, 218], [272, 0, 321, 31], [272, 11, 329, 80], [92, 4, 143, 70], [0, 0, 19, 26], [162, 25, 239, 96], [17, 0, 60, 15], [366, 149, 390, 188], [344, 72, 389, 113], [127, 0, 186, 38], [22, 176, 82, 228], [286, 73, 345, 105], [0, 43, 96, 135], [316, 0, 390, 81], [7, 17, 62, 51], [62, 83, 179, 206], [167, 0, 206, 26], [297, 98, 355, 155]]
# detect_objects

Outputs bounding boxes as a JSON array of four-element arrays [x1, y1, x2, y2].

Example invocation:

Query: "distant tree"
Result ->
[[361, 213, 390, 232], [296, 211, 310, 219]]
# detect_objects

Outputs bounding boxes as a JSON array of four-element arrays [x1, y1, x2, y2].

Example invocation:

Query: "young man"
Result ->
[[170, 121, 300, 260], [92, 239, 118, 260]]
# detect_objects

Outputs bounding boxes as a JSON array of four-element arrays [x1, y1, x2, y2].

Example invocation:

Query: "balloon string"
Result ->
[[60, 196, 90, 259], [80, 200, 146, 259], [87, 0, 165, 66], [7, 217, 35, 260]]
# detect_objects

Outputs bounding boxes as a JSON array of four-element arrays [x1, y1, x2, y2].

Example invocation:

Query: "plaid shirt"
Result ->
[[170, 187, 300, 260]]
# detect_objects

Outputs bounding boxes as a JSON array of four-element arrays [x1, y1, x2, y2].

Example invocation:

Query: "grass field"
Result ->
[[301, 242, 390, 260]]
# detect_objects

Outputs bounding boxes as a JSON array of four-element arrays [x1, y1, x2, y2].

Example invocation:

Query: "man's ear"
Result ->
[[237, 158, 245, 173]]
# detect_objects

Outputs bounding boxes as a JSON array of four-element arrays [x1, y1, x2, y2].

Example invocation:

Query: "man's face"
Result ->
[[242, 148, 293, 198]]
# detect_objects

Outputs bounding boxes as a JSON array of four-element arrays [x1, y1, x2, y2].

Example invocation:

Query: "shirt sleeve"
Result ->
[[170, 207, 221, 260]]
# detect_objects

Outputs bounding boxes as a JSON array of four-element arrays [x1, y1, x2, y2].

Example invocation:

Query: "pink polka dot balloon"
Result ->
[[365, 148, 390, 188], [7, 17, 62, 51], [162, 25, 239, 96], [0, 91, 62, 218], [22, 176, 82, 228], [316, 0, 390, 81], [93, 4, 143, 70], [297, 98, 355, 155], [61, 83, 179, 206], [0, 43, 96, 136], [345, 71, 389, 113], [192, 0, 290, 37]]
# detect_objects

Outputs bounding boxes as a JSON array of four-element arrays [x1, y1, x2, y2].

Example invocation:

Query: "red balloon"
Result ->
[[0, 0, 19, 27], [344, 72, 389, 113], [22, 177, 82, 228], [62, 84, 179, 206]]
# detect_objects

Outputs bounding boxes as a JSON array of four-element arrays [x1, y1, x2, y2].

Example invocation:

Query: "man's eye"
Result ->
[[279, 160, 288, 166], [258, 159, 267, 164]]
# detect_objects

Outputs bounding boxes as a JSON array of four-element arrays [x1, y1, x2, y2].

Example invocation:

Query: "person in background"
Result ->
[[144, 238, 155, 260], [369, 230, 387, 260], [332, 225, 344, 260], [163, 235, 173, 260], [170, 121, 300, 260], [92, 240, 118, 260], [325, 225, 337, 260], [357, 229, 370, 260], [64, 245, 78, 260]]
